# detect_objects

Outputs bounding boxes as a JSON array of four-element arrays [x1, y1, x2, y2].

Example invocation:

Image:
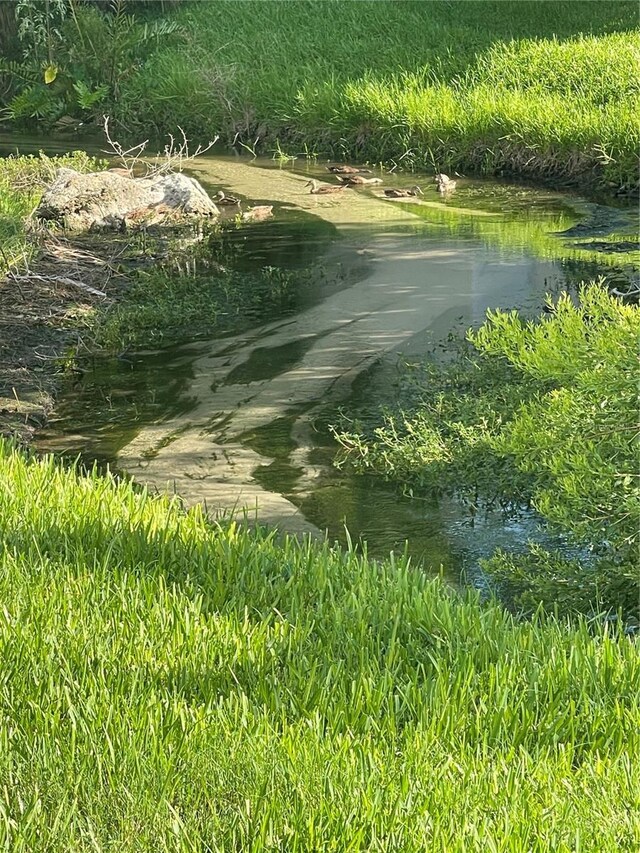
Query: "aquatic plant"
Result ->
[[335, 284, 640, 615], [0, 438, 638, 849], [90, 258, 317, 350]]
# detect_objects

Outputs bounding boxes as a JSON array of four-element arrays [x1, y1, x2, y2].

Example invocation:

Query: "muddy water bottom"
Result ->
[[37, 155, 638, 581]]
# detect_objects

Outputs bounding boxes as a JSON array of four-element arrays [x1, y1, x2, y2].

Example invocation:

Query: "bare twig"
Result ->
[[101, 115, 219, 177], [8, 273, 107, 299], [150, 125, 219, 175], [102, 115, 149, 174]]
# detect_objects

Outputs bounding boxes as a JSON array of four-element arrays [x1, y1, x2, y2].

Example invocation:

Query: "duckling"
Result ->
[[336, 175, 383, 186], [435, 174, 456, 193], [241, 205, 274, 222], [215, 190, 241, 206], [305, 179, 348, 195], [327, 165, 372, 175], [383, 185, 423, 198]]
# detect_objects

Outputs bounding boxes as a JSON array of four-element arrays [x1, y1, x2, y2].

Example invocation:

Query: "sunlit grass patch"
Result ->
[[0, 439, 638, 848], [119, 1, 640, 190]]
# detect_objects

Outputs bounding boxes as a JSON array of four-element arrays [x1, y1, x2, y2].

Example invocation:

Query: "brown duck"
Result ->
[[383, 185, 423, 198], [337, 175, 383, 186], [327, 165, 372, 175], [305, 179, 348, 195], [215, 190, 241, 206]]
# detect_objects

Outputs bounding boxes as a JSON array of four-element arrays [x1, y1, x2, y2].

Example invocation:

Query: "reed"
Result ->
[[0, 439, 638, 849]]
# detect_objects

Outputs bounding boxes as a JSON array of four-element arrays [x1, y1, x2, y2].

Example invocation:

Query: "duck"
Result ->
[[305, 179, 348, 195], [241, 205, 274, 222], [383, 185, 423, 198], [336, 175, 383, 186], [435, 174, 456, 193], [327, 165, 372, 175], [215, 190, 241, 206]]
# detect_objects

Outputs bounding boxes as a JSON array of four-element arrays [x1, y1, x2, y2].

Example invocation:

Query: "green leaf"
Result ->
[[44, 65, 58, 85]]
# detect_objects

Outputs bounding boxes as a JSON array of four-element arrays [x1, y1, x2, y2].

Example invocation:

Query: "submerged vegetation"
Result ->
[[0, 439, 638, 849], [2, 1, 638, 191], [335, 284, 640, 616], [91, 258, 317, 350]]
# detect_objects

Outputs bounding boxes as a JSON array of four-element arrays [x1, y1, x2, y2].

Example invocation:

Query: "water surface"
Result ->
[[34, 153, 638, 580]]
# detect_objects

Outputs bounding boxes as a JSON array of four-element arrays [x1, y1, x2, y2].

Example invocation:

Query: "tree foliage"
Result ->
[[0, 0, 181, 126]]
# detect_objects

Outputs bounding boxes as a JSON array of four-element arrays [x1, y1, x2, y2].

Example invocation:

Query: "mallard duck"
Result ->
[[435, 174, 456, 193], [305, 179, 348, 195], [327, 165, 372, 175], [215, 190, 241, 206], [383, 185, 423, 198], [336, 175, 383, 186], [241, 205, 274, 222]]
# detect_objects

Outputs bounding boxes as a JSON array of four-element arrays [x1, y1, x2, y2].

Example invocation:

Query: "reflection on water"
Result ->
[[34, 152, 637, 584]]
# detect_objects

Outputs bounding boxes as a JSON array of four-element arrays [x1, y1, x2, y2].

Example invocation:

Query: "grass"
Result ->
[[0, 151, 104, 275], [90, 256, 318, 351], [333, 284, 640, 616], [0, 437, 638, 850], [118, 0, 640, 190]]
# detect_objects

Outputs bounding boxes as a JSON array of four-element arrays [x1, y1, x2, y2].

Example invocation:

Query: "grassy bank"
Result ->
[[0, 151, 102, 276], [114, 0, 640, 191], [0, 439, 638, 850], [335, 284, 640, 616], [0, 152, 110, 439]]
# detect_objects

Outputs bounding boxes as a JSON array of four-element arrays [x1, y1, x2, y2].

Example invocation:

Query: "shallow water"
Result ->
[[32, 150, 638, 580]]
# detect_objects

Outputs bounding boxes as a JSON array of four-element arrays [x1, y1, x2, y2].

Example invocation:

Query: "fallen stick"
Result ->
[[8, 273, 107, 299]]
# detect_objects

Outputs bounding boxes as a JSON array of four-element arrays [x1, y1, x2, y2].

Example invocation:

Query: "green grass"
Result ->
[[0, 439, 638, 850], [118, 0, 640, 190], [90, 257, 316, 351], [334, 284, 640, 616], [0, 151, 105, 275]]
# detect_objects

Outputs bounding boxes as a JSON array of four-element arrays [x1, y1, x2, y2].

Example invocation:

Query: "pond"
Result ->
[[28, 148, 638, 583]]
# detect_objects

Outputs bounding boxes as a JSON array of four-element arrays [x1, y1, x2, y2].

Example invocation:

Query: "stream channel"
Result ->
[[27, 149, 638, 585]]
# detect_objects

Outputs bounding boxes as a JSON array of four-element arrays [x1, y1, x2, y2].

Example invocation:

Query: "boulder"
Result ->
[[36, 168, 219, 232]]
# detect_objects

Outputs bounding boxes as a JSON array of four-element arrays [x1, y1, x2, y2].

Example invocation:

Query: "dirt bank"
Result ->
[[0, 240, 115, 442]]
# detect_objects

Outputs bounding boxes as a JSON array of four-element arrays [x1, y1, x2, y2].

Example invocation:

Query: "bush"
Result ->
[[335, 284, 640, 616]]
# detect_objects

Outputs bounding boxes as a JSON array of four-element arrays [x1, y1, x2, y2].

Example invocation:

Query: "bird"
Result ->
[[305, 179, 348, 194], [241, 205, 274, 222], [435, 173, 456, 193], [336, 175, 383, 186], [327, 165, 372, 175], [215, 190, 241, 206], [383, 185, 423, 198]]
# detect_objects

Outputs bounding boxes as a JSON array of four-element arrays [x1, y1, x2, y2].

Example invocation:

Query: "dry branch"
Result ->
[[8, 273, 107, 299]]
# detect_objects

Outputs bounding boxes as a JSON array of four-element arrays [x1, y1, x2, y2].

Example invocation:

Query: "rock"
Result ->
[[36, 168, 219, 232]]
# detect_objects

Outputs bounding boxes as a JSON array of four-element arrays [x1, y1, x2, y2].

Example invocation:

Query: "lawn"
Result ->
[[118, 0, 640, 190], [0, 440, 638, 850]]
